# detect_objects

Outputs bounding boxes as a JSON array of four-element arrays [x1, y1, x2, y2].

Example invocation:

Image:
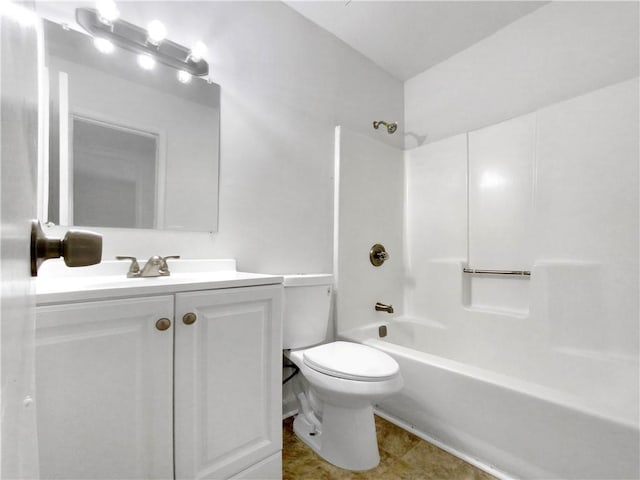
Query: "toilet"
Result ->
[[283, 274, 403, 471]]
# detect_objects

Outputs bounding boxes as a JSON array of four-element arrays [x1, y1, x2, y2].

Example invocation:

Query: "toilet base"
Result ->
[[293, 402, 380, 471]]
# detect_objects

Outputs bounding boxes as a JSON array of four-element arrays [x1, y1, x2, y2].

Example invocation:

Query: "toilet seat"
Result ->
[[303, 341, 399, 382]]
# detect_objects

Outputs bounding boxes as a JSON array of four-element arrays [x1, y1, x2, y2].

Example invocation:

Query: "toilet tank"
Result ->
[[282, 274, 333, 350]]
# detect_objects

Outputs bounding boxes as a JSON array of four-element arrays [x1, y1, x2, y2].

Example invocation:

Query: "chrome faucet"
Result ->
[[140, 256, 164, 277], [375, 302, 394, 314], [116, 255, 180, 277]]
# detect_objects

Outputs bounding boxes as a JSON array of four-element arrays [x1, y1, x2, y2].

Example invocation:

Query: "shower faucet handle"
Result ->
[[369, 244, 389, 267], [376, 251, 389, 261]]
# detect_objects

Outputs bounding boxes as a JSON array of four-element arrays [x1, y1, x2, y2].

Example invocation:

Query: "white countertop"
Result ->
[[36, 259, 283, 305]]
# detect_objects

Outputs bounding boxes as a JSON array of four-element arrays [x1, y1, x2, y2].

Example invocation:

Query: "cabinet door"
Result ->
[[36, 296, 174, 479], [175, 285, 283, 480]]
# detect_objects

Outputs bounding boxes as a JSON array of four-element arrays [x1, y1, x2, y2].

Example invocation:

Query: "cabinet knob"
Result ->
[[183, 312, 197, 325], [156, 318, 172, 331]]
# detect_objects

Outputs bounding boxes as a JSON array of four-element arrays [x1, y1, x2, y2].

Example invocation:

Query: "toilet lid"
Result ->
[[303, 341, 399, 381]]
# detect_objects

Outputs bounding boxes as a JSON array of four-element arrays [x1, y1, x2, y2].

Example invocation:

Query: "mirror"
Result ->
[[41, 19, 220, 232]]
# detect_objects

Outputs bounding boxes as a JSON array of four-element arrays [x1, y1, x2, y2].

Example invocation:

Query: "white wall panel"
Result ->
[[335, 127, 404, 334], [404, 134, 467, 320], [534, 77, 639, 357], [468, 113, 536, 271]]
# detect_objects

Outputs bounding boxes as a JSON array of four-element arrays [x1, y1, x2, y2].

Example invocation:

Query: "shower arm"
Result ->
[[372, 120, 398, 134]]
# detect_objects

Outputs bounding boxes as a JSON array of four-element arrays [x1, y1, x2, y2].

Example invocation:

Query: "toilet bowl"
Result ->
[[283, 275, 403, 471], [287, 341, 403, 470]]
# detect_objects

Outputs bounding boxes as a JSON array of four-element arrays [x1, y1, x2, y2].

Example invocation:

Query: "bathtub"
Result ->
[[340, 319, 640, 480]]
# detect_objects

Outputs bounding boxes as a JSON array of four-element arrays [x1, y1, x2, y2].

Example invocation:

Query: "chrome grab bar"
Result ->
[[463, 268, 531, 276]]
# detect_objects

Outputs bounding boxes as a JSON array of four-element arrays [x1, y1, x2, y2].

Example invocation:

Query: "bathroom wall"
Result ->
[[37, 1, 403, 274], [404, 1, 639, 148]]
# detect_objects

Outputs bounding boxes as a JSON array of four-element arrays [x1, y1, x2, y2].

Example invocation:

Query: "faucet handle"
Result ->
[[159, 255, 180, 275], [376, 251, 389, 261], [116, 256, 140, 277]]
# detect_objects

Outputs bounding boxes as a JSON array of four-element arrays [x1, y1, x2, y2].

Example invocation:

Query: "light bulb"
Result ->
[[147, 20, 166, 45], [189, 41, 207, 62], [93, 37, 114, 54], [137, 54, 155, 70], [96, 0, 119, 24], [177, 70, 192, 84], [2, 1, 37, 27]]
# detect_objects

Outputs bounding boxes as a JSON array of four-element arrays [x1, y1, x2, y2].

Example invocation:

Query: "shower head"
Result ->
[[373, 120, 398, 134]]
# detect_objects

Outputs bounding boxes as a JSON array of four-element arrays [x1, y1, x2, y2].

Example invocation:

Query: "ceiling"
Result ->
[[285, 1, 546, 81]]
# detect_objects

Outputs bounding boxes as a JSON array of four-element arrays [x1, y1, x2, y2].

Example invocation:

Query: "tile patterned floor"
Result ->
[[283, 415, 498, 480]]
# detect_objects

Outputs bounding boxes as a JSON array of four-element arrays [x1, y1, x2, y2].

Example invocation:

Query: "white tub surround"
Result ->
[[335, 77, 639, 480]]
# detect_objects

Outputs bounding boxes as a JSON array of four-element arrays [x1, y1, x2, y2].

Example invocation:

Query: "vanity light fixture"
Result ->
[[76, 6, 209, 77]]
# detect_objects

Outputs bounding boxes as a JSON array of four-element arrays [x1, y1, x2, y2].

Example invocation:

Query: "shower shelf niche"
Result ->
[[462, 265, 531, 317]]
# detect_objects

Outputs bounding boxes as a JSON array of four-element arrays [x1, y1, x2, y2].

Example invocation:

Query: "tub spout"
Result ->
[[375, 302, 394, 314]]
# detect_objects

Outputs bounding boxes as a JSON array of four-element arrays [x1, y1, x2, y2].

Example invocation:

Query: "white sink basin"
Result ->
[[36, 259, 283, 305]]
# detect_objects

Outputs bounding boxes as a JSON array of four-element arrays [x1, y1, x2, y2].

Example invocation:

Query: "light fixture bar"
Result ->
[[76, 7, 209, 76]]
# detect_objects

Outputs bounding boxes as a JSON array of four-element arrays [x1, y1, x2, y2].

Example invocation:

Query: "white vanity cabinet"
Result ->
[[36, 295, 175, 479], [35, 277, 283, 480], [174, 285, 283, 479]]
